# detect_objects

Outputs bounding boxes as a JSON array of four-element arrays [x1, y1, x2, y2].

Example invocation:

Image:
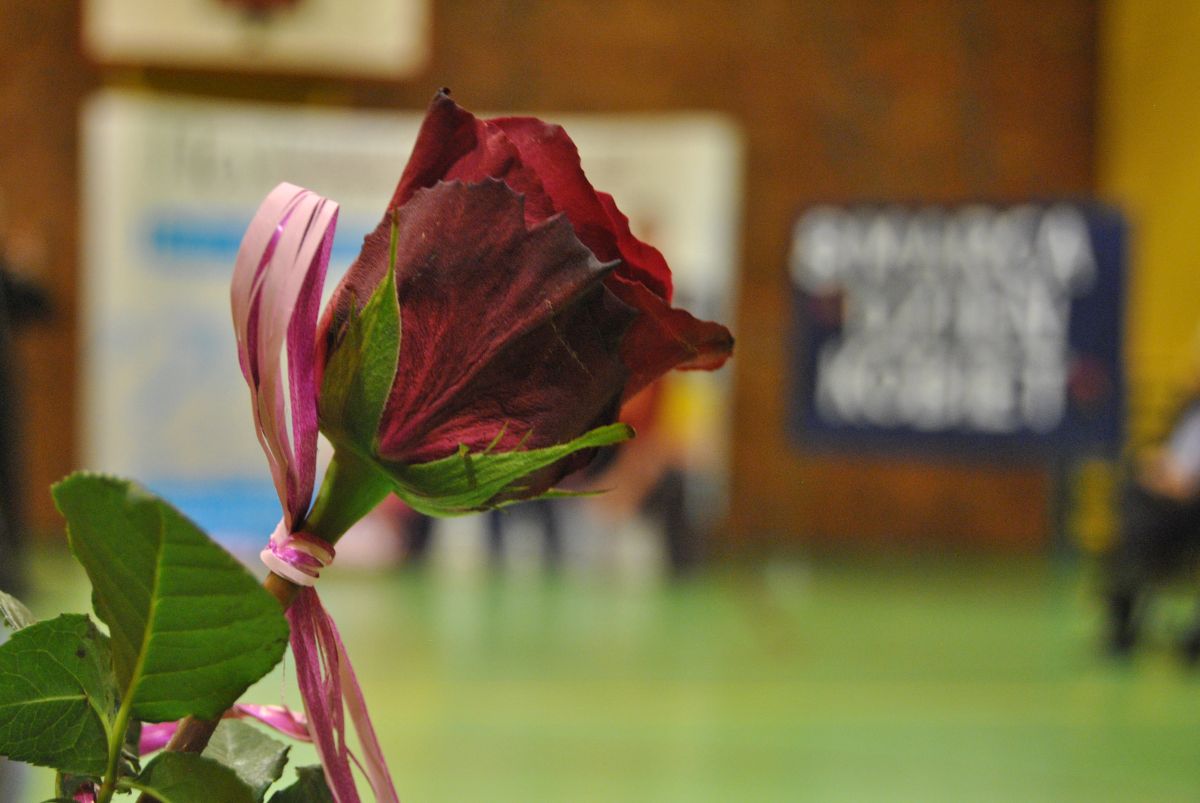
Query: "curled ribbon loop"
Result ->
[[261, 519, 336, 587]]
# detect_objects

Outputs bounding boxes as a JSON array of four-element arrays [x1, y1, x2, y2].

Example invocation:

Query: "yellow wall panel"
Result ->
[[1101, 1, 1200, 443]]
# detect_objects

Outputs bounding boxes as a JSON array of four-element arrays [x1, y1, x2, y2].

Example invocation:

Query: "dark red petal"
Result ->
[[337, 179, 631, 464], [316, 92, 735, 461], [607, 273, 734, 402], [389, 92, 557, 226], [405, 286, 634, 496], [384, 93, 674, 302], [388, 91, 479, 210], [593, 190, 674, 300], [492, 117, 673, 301]]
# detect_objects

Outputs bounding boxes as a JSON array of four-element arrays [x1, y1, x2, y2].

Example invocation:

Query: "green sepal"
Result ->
[[319, 214, 401, 450], [52, 473, 289, 722], [382, 422, 633, 516], [127, 752, 257, 803], [0, 613, 116, 775], [494, 487, 608, 507]]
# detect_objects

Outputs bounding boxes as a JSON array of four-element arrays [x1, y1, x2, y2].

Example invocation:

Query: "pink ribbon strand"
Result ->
[[233, 184, 399, 803], [269, 530, 399, 803], [138, 704, 313, 755], [232, 182, 335, 531]]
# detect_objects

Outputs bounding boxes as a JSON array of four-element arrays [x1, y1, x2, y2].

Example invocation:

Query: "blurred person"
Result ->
[[0, 229, 50, 597], [1105, 357, 1200, 660], [486, 501, 563, 569], [585, 379, 702, 574], [0, 221, 50, 803]]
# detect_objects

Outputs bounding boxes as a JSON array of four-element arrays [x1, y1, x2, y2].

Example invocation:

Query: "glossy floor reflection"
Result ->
[[23, 546, 1200, 801]]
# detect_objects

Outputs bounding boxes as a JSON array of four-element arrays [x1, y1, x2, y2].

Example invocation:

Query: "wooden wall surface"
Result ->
[[0, 0, 1096, 548]]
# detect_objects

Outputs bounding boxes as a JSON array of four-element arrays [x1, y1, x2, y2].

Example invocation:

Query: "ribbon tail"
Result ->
[[138, 705, 310, 756], [232, 703, 312, 742], [288, 586, 400, 803]]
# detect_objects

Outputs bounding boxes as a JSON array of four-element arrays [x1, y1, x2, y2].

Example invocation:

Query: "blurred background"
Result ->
[[4, 0, 1200, 800]]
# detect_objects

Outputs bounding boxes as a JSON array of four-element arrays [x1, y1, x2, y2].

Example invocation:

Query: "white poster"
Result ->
[[84, 0, 428, 78], [81, 90, 741, 559]]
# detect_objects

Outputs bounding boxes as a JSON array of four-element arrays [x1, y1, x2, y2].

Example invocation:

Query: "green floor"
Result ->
[[18, 547, 1200, 801]]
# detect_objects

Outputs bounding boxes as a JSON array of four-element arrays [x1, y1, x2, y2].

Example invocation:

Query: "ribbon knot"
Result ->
[[261, 524, 398, 803], [261, 519, 336, 587]]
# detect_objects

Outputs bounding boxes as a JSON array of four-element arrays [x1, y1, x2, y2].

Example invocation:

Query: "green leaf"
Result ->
[[129, 752, 256, 803], [52, 473, 289, 722], [384, 422, 634, 516], [267, 765, 334, 803], [202, 720, 289, 801], [320, 217, 401, 449], [0, 613, 115, 775], [0, 587, 35, 630]]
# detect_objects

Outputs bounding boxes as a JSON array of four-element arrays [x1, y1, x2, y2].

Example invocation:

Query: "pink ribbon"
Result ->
[[267, 530, 398, 803], [233, 184, 399, 803], [261, 518, 335, 587], [232, 182, 333, 532], [139, 704, 313, 754]]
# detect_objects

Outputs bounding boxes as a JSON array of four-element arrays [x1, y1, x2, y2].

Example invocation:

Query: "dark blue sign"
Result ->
[[788, 203, 1125, 457]]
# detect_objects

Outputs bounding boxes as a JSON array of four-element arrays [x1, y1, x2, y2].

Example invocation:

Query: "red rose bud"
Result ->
[[317, 92, 733, 515]]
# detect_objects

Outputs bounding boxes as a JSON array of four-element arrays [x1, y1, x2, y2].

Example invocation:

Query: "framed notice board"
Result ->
[[788, 203, 1126, 459]]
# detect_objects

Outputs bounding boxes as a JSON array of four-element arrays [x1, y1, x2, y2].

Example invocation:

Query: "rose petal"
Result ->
[[386, 92, 672, 301], [607, 273, 734, 401], [369, 92, 730, 396], [388, 90, 556, 226], [404, 283, 635, 496], [492, 117, 673, 301], [329, 180, 630, 467], [319, 94, 733, 499]]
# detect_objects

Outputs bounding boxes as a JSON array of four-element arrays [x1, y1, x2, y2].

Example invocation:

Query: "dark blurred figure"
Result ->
[[584, 382, 705, 576], [0, 254, 50, 596], [1106, 392, 1200, 660], [0, 248, 49, 803], [404, 508, 434, 565], [403, 502, 563, 570], [487, 501, 562, 569]]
